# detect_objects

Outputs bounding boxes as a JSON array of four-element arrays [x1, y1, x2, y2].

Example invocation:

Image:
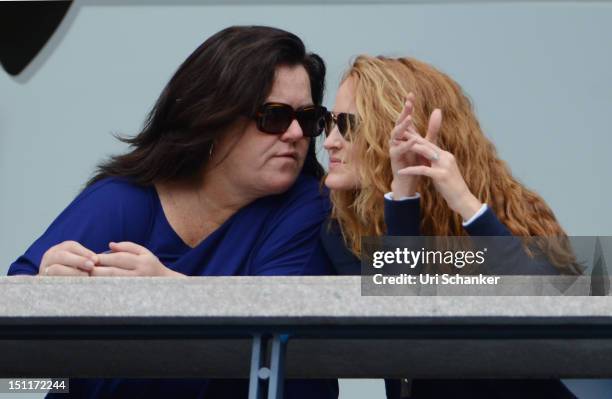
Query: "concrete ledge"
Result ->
[[2, 276, 612, 378], [1, 276, 611, 321]]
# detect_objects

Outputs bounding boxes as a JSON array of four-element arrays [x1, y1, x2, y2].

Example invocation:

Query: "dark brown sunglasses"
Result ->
[[325, 111, 358, 137], [254, 103, 327, 137]]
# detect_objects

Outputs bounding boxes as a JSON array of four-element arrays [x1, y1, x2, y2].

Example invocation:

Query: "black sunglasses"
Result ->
[[325, 111, 358, 137], [254, 103, 327, 137]]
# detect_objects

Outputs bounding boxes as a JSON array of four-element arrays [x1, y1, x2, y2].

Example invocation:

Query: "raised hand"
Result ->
[[395, 112, 483, 222], [389, 92, 441, 198]]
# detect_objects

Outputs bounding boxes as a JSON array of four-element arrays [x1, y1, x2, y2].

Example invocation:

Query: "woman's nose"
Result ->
[[323, 127, 342, 150], [279, 119, 304, 142]]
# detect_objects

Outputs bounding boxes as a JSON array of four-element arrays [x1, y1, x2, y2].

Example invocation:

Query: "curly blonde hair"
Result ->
[[329, 55, 580, 275]]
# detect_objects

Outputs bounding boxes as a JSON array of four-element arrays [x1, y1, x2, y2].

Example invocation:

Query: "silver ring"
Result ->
[[430, 151, 440, 161]]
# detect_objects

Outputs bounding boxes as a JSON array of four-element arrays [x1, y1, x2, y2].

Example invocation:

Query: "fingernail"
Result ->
[[85, 260, 94, 269]]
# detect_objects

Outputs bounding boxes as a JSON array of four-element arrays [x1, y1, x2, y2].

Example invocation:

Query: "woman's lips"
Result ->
[[274, 152, 298, 160], [329, 158, 343, 168]]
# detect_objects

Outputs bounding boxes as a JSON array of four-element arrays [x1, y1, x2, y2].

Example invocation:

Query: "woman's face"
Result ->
[[324, 78, 361, 190], [212, 65, 312, 197]]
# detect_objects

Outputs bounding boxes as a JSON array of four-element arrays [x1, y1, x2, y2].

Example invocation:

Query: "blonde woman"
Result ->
[[321, 55, 578, 398]]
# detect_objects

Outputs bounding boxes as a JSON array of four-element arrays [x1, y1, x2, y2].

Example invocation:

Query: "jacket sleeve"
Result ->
[[384, 196, 421, 236], [463, 207, 560, 275]]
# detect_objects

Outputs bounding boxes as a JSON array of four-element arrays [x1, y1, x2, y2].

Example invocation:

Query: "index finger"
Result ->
[[96, 252, 138, 270], [391, 115, 414, 142], [394, 94, 415, 125], [108, 241, 148, 256], [425, 108, 442, 145], [59, 241, 97, 260]]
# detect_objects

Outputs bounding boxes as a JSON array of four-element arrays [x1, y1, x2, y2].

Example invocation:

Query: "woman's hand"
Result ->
[[395, 111, 483, 221], [39, 241, 97, 276], [92, 241, 185, 277], [389, 93, 441, 198]]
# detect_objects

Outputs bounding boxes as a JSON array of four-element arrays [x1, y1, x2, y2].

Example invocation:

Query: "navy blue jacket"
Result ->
[[320, 196, 570, 399]]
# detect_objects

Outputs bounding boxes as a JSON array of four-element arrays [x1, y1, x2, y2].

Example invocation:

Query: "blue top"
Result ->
[[8, 174, 339, 399]]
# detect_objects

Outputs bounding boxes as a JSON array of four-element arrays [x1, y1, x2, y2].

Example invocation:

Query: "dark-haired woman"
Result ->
[[8, 26, 338, 399]]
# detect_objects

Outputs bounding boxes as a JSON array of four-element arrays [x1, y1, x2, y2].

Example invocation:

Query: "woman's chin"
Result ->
[[263, 173, 299, 194], [324, 173, 356, 191]]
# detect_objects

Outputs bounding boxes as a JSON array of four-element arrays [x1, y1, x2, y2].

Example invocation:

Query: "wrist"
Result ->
[[453, 193, 483, 221], [391, 178, 417, 200]]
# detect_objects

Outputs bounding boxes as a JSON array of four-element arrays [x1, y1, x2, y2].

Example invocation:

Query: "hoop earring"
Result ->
[[209, 142, 215, 158]]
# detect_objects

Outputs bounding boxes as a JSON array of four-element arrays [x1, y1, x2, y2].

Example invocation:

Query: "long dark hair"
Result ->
[[87, 26, 325, 188]]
